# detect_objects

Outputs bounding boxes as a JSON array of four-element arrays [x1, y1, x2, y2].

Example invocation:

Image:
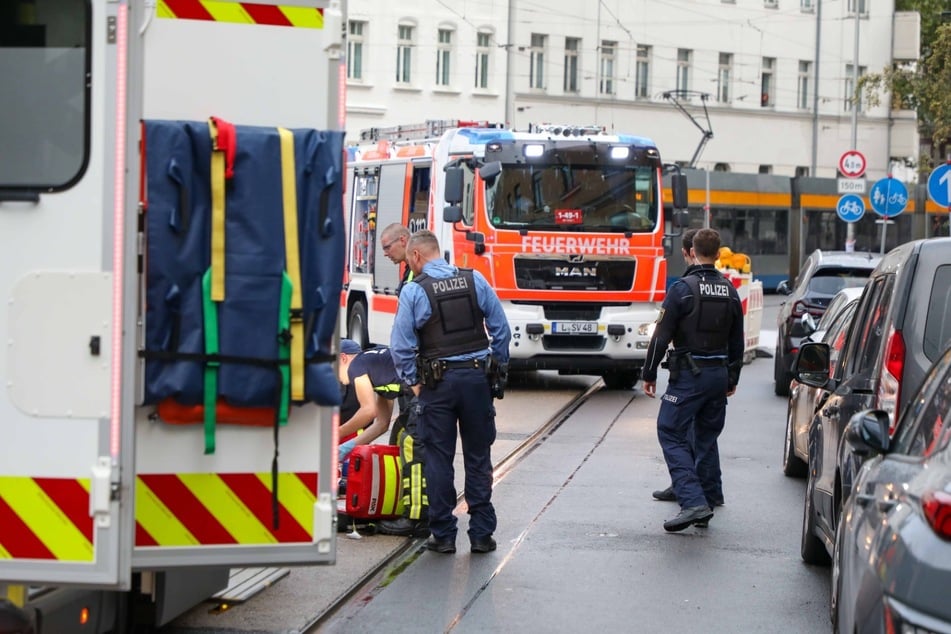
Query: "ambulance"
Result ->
[[342, 120, 688, 389], [0, 1, 346, 630]]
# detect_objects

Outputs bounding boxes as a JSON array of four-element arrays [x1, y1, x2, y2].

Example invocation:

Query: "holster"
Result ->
[[484, 356, 508, 400], [416, 357, 443, 389]]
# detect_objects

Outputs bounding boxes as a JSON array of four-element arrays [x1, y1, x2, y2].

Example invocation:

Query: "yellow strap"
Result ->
[[208, 119, 226, 301], [278, 127, 305, 401]]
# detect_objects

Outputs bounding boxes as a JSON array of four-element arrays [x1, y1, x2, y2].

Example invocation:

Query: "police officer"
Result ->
[[642, 228, 743, 532], [377, 223, 430, 538], [652, 228, 698, 504], [390, 230, 511, 554]]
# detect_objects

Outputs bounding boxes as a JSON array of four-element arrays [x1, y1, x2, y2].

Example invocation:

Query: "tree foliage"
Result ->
[[859, 2, 951, 170]]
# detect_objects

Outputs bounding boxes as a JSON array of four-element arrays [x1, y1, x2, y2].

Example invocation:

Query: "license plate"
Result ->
[[552, 321, 598, 334]]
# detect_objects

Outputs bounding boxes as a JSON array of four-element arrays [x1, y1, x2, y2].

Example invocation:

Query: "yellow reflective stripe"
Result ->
[[203, 0, 253, 23], [208, 120, 226, 301], [280, 6, 323, 28], [278, 127, 305, 401], [135, 478, 199, 546], [0, 544, 11, 559], [381, 455, 402, 516], [0, 478, 92, 561], [178, 474, 276, 544], [256, 472, 314, 534], [155, 1, 176, 18]]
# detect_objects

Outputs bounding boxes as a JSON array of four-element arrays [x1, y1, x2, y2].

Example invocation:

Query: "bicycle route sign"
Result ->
[[839, 150, 867, 178], [869, 177, 908, 218], [836, 194, 865, 222]]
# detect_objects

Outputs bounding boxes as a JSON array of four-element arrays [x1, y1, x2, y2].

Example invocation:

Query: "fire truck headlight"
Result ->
[[523, 144, 545, 159], [610, 146, 630, 160]]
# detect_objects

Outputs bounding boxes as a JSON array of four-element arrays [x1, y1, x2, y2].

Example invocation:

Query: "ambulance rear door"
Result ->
[[0, 0, 133, 589]]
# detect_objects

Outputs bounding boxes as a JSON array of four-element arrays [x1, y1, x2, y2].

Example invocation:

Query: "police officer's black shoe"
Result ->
[[426, 536, 456, 554], [470, 536, 496, 553], [652, 486, 677, 502], [378, 517, 430, 537], [663, 506, 714, 532]]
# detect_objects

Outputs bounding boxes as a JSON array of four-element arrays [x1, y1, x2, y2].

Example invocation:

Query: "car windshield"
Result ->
[[806, 269, 872, 298]]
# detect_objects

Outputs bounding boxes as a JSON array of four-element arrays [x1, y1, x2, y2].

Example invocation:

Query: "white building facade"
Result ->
[[344, 0, 919, 180]]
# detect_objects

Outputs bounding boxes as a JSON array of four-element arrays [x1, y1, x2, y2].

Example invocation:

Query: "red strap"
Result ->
[[209, 116, 236, 179]]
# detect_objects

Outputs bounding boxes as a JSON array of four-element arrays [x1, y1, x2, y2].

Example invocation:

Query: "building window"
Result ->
[[396, 23, 414, 84], [795, 166, 810, 178], [761, 57, 775, 107], [475, 31, 492, 89], [529, 33, 546, 90], [759, 165, 773, 174], [844, 64, 867, 112], [635, 45, 651, 98], [600, 40, 616, 95], [714, 162, 731, 172], [848, 0, 868, 15], [436, 28, 453, 87], [801, 0, 815, 11], [564, 37, 580, 93], [797, 61, 811, 109], [348, 21, 365, 81], [717, 53, 732, 103], [676, 49, 691, 93], [764, 0, 778, 7]]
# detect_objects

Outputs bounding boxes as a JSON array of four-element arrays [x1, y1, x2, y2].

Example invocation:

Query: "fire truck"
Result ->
[[0, 1, 345, 631], [342, 120, 687, 388]]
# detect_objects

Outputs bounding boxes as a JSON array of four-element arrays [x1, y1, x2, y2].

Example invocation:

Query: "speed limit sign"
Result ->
[[839, 150, 867, 178]]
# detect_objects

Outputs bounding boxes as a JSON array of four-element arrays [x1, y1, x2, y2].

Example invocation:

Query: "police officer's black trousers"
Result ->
[[656, 366, 728, 509], [416, 367, 497, 542]]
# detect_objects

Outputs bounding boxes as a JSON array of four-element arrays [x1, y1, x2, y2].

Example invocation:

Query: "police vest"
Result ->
[[673, 272, 735, 355], [414, 269, 489, 359]]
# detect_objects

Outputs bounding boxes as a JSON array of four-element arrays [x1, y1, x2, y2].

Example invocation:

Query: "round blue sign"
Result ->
[[869, 177, 909, 218], [836, 194, 865, 222], [927, 164, 951, 208]]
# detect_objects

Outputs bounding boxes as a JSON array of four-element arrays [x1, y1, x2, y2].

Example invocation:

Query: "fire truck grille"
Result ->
[[514, 258, 636, 291]]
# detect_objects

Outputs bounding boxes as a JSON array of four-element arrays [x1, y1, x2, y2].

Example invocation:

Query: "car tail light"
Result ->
[[877, 327, 905, 433], [922, 490, 951, 540]]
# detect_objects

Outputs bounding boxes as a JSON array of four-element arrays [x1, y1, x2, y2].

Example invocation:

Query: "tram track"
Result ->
[[304, 380, 603, 632]]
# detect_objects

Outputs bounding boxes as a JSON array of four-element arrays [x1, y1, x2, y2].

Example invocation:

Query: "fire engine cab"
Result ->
[[342, 120, 687, 389]]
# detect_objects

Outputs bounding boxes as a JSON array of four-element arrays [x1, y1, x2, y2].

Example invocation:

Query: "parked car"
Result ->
[[831, 343, 951, 633], [774, 250, 881, 396], [793, 237, 951, 565], [782, 286, 864, 477]]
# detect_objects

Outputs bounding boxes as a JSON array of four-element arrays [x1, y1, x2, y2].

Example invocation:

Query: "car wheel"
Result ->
[[783, 405, 808, 478], [774, 343, 790, 397], [801, 467, 832, 565], [830, 520, 845, 630], [347, 300, 369, 349], [602, 369, 639, 390]]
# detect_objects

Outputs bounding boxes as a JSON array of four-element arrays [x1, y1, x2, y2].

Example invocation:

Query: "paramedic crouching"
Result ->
[[641, 228, 744, 532], [390, 230, 511, 555]]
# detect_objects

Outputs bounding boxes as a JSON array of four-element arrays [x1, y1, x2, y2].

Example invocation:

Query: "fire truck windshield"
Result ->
[[485, 163, 657, 232]]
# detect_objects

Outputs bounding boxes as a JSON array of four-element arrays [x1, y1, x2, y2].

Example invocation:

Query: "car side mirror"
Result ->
[[479, 161, 501, 187], [793, 342, 830, 388], [776, 280, 791, 295], [844, 410, 890, 456]]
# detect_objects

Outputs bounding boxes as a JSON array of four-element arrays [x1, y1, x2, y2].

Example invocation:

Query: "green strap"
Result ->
[[277, 272, 292, 425], [199, 270, 292, 455], [201, 270, 219, 455]]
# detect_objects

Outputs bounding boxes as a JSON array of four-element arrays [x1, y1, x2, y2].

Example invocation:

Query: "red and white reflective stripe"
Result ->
[[110, 4, 129, 460]]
